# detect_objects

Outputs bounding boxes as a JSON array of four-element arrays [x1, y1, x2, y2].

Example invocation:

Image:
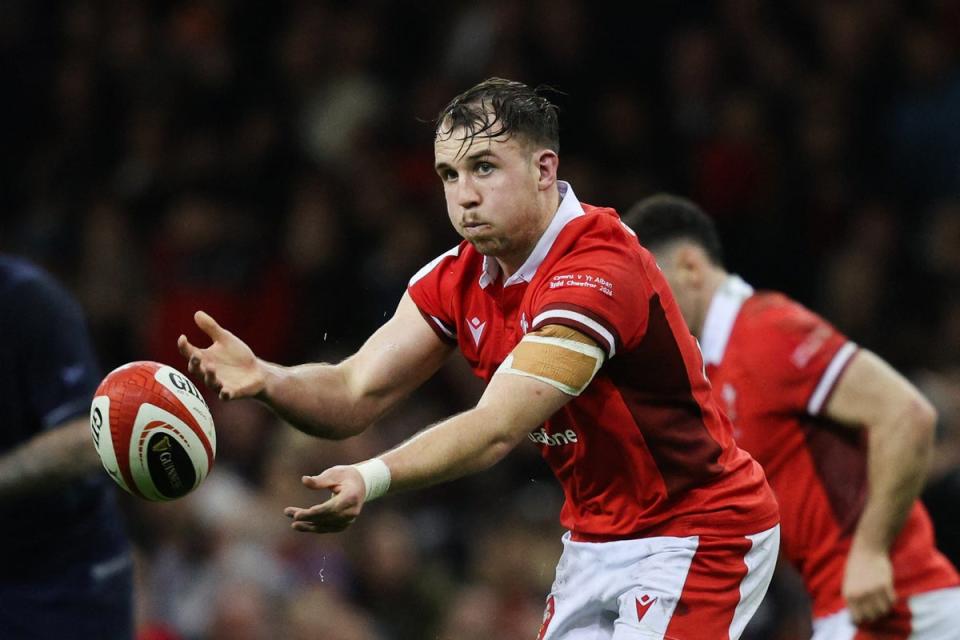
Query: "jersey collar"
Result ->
[[700, 274, 754, 365], [479, 180, 585, 289]]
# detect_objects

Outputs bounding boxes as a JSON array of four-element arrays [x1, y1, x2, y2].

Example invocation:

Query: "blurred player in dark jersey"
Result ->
[[179, 79, 780, 639], [625, 194, 960, 640], [0, 255, 132, 639]]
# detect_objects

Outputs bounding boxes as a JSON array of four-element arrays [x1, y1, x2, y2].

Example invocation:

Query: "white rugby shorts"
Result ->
[[537, 525, 780, 640]]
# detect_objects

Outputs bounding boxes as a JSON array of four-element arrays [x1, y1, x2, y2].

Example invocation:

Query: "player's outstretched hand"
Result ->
[[842, 545, 896, 624], [177, 310, 265, 401], [283, 466, 366, 534]]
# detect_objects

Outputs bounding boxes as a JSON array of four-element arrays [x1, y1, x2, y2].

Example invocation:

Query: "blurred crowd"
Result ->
[[2, 1, 959, 638]]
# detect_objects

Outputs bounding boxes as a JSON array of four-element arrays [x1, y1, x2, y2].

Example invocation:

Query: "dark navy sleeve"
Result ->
[[14, 271, 102, 430]]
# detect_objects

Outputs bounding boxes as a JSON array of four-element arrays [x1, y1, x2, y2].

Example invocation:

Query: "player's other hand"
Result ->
[[284, 466, 366, 534], [177, 310, 265, 401], [842, 545, 895, 624]]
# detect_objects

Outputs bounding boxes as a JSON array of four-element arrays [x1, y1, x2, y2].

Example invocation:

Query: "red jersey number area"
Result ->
[[408, 189, 777, 541], [706, 291, 959, 618]]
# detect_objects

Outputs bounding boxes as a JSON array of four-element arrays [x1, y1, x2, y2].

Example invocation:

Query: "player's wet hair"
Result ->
[[623, 194, 725, 267], [436, 77, 560, 156]]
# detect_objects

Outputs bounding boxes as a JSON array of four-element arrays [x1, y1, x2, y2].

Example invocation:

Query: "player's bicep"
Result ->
[[495, 325, 605, 396], [342, 292, 454, 405], [478, 362, 573, 444]]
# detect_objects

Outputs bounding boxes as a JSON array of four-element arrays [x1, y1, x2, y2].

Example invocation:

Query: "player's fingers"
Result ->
[[204, 372, 219, 390], [179, 340, 207, 378], [864, 601, 884, 622], [848, 593, 867, 622], [302, 474, 336, 490], [291, 517, 354, 534], [867, 588, 894, 620], [852, 592, 890, 623], [177, 335, 197, 360], [187, 356, 202, 377], [194, 310, 226, 341], [199, 364, 219, 389], [850, 601, 870, 624], [291, 498, 338, 520], [883, 583, 896, 606], [874, 591, 894, 619]]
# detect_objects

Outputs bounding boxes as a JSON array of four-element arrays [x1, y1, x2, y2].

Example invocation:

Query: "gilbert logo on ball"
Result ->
[[90, 361, 216, 501]]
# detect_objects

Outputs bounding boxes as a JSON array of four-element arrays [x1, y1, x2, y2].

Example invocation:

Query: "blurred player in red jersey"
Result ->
[[178, 79, 780, 639], [624, 194, 960, 640]]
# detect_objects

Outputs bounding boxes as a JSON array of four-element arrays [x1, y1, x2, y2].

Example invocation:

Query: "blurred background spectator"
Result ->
[[2, 1, 958, 638]]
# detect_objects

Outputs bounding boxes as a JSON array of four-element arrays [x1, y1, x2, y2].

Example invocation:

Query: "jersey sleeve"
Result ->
[[747, 303, 857, 417], [406, 245, 460, 345], [528, 229, 649, 359], [15, 273, 102, 430]]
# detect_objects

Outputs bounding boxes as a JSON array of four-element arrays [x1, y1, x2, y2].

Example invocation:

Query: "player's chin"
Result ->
[[467, 236, 504, 255]]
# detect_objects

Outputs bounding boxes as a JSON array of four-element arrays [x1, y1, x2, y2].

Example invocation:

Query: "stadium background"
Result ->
[[2, 1, 959, 638]]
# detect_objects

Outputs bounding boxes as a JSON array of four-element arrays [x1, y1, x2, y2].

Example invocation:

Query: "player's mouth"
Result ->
[[462, 221, 492, 235]]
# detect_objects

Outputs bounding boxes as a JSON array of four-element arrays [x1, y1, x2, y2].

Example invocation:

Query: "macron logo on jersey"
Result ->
[[636, 594, 658, 622], [467, 316, 486, 346]]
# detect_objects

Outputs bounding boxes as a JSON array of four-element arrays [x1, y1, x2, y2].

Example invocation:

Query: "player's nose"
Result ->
[[455, 175, 481, 209]]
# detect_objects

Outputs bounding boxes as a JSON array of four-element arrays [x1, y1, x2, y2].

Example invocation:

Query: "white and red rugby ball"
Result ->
[[90, 361, 216, 501]]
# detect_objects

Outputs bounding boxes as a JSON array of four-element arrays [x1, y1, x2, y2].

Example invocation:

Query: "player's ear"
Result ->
[[534, 149, 559, 190], [674, 244, 707, 289]]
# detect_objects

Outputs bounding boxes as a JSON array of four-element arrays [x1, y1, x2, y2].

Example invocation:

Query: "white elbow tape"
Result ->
[[353, 458, 391, 502]]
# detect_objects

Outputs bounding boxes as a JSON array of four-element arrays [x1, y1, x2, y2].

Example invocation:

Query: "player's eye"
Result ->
[[476, 161, 494, 176], [440, 169, 458, 182]]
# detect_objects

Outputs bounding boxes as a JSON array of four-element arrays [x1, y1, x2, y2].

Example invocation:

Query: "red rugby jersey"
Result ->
[[700, 275, 959, 617], [407, 182, 778, 540]]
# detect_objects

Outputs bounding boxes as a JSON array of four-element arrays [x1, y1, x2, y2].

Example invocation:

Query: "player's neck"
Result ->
[[696, 268, 730, 337], [497, 188, 561, 279]]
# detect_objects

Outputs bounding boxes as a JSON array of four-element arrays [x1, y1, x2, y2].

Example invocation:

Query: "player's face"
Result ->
[[434, 127, 545, 261]]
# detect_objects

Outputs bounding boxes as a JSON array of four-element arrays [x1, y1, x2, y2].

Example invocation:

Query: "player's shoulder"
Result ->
[[731, 291, 844, 370], [739, 291, 830, 334], [408, 240, 477, 288], [0, 255, 73, 307], [556, 203, 644, 262], [0, 256, 87, 341], [572, 203, 636, 240], [0, 254, 46, 291]]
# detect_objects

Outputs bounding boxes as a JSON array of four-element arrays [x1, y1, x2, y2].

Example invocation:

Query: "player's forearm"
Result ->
[[853, 397, 936, 552], [380, 407, 526, 494], [0, 418, 101, 502], [259, 361, 385, 439]]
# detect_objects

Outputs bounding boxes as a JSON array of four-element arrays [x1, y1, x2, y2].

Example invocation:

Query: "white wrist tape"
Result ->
[[353, 458, 391, 502]]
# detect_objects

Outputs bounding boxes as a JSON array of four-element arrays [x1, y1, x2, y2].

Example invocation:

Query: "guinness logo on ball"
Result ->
[[146, 431, 196, 498]]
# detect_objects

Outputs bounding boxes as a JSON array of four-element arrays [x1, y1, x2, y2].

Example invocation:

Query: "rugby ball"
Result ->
[[90, 361, 216, 501]]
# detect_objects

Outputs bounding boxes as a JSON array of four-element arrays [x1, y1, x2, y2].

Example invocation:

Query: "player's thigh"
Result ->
[[539, 532, 699, 640], [538, 539, 617, 640], [538, 594, 615, 640], [612, 526, 779, 640]]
